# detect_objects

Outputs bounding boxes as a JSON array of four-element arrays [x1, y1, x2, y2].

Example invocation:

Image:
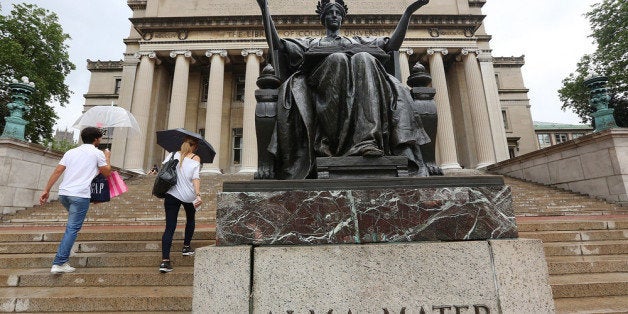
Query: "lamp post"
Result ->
[[584, 75, 617, 132], [1, 77, 36, 141]]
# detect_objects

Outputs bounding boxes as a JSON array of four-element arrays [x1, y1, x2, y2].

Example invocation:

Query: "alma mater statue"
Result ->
[[256, 0, 433, 179]]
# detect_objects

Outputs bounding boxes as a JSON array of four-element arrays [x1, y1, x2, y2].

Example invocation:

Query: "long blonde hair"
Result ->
[[179, 137, 198, 168]]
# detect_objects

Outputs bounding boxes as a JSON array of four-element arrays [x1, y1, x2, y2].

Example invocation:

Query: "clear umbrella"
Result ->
[[72, 105, 141, 135]]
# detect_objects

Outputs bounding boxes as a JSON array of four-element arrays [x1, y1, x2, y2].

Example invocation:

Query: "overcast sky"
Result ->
[[2, 0, 598, 132]]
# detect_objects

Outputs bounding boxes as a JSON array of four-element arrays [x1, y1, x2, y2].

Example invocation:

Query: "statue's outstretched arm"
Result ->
[[257, 0, 284, 51], [385, 0, 429, 51]]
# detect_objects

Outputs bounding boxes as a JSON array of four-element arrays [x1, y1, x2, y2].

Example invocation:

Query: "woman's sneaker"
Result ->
[[159, 261, 173, 273], [182, 246, 195, 256], [51, 263, 75, 274]]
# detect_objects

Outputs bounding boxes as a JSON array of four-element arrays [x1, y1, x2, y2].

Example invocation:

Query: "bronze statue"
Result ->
[[255, 0, 433, 179]]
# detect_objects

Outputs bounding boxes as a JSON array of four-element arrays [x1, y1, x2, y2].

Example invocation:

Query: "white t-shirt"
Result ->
[[58, 144, 108, 198], [163, 151, 200, 203]]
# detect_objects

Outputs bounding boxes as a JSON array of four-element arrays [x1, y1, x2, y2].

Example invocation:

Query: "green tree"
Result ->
[[558, 0, 627, 127], [0, 3, 75, 142]]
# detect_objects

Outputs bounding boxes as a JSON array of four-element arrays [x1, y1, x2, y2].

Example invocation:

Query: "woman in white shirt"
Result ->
[[159, 137, 202, 273]]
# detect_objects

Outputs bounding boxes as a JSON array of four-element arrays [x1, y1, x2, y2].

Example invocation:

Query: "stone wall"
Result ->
[[0, 139, 63, 215], [488, 128, 628, 205]]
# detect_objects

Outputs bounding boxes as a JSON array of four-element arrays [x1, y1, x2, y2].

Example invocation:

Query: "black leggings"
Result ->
[[161, 193, 195, 260]]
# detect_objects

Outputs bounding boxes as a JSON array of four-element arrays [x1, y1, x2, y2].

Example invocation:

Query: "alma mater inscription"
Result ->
[[271, 305, 491, 314]]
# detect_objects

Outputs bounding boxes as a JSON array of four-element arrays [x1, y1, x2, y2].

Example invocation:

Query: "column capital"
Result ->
[[399, 48, 414, 56], [241, 49, 263, 58], [461, 48, 481, 56], [205, 49, 229, 58], [133, 51, 162, 65], [427, 48, 449, 56], [477, 50, 494, 63], [170, 50, 196, 63]]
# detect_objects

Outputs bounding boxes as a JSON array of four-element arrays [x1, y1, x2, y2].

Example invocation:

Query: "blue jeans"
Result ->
[[53, 195, 90, 266]]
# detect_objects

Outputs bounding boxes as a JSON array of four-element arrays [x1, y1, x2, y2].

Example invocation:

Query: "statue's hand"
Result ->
[[407, 0, 429, 13]]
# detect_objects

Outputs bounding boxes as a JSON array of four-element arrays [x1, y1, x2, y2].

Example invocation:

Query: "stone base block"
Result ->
[[193, 239, 555, 313], [316, 156, 409, 179]]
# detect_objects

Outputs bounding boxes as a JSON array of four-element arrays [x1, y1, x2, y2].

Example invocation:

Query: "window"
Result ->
[[234, 76, 246, 102], [537, 133, 551, 149], [571, 133, 584, 140], [114, 78, 122, 95], [555, 133, 568, 144], [502, 110, 509, 130], [200, 72, 209, 102], [232, 128, 243, 165], [494, 73, 501, 89]]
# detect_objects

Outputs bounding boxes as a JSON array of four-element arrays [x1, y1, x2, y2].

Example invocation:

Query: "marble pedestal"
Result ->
[[216, 176, 517, 245], [193, 176, 554, 313]]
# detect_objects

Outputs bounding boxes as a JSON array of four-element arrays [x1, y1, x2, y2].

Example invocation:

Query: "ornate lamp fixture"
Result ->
[[1, 77, 36, 141], [584, 75, 617, 132]]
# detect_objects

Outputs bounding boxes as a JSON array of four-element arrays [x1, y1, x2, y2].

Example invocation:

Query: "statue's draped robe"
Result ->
[[268, 35, 431, 179]]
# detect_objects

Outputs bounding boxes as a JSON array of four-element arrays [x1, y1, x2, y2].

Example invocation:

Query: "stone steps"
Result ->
[[554, 295, 628, 314], [1, 266, 194, 287], [550, 272, 628, 298], [547, 255, 628, 275], [0, 174, 626, 312], [509, 175, 628, 313], [0, 286, 192, 312]]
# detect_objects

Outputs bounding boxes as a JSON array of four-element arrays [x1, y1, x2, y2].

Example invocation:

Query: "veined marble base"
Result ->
[[193, 240, 555, 313], [216, 176, 517, 246]]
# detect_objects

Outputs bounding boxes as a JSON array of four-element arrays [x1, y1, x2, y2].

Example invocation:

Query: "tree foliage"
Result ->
[[0, 3, 75, 142], [558, 0, 627, 127]]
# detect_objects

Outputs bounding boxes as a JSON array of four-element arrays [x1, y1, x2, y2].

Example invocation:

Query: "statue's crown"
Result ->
[[316, 0, 349, 17]]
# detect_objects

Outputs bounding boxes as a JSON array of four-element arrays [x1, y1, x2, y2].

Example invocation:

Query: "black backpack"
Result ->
[[152, 152, 178, 198]]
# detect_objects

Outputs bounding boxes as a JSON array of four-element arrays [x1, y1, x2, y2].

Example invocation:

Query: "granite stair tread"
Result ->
[[0, 286, 192, 312], [554, 295, 628, 314], [519, 229, 627, 242], [1, 267, 194, 287], [551, 273, 628, 298]]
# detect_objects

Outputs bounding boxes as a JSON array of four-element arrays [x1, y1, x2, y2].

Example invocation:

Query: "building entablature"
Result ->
[[493, 56, 525, 67], [129, 14, 484, 36], [87, 60, 124, 71]]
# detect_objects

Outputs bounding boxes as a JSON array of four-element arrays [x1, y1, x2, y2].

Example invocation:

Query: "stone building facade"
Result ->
[[84, 0, 537, 174]]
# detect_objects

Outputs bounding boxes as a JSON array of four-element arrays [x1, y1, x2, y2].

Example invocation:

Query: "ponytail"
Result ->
[[179, 137, 198, 168]]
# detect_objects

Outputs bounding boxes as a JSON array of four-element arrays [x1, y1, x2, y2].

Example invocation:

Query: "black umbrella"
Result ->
[[156, 128, 216, 163]]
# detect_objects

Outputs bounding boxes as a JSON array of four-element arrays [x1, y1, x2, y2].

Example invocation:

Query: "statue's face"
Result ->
[[323, 6, 343, 31]]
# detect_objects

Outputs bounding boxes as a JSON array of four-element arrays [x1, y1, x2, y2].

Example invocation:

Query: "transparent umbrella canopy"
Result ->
[[73, 105, 141, 135]]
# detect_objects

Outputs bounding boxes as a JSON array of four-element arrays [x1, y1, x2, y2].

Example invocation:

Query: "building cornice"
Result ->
[[127, 0, 147, 11], [493, 56, 525, 67], [86, 60, 124, 71], [129, 14, 484, 35], [468, 0, 486, 8]]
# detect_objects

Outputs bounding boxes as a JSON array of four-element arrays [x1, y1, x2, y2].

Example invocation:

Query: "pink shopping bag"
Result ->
[[108, 171, 128, 198]]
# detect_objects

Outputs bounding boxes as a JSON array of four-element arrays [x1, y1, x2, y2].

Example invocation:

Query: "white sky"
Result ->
[[2, 0, 598, 132]]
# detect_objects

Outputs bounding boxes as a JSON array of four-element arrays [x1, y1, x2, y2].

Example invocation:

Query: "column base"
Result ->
[[475, 162, 494, 170], [238, 166, 257, 174], [125, 168, 146, 175], [200, 167, 223, 175], [440, 162, 462, 170]]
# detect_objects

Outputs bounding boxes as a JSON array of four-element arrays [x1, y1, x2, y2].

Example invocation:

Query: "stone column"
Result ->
[[124, 51, 160, 174], [110, 55, 139, 167], [239, 49, 263, 173], [202, 50, 229, 174], [478, 51, 509, 162], [461, 48, 495, 168], [398, 48, 414, 86], [427, 48, 461, 170], [167, 50, 195, 129]]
